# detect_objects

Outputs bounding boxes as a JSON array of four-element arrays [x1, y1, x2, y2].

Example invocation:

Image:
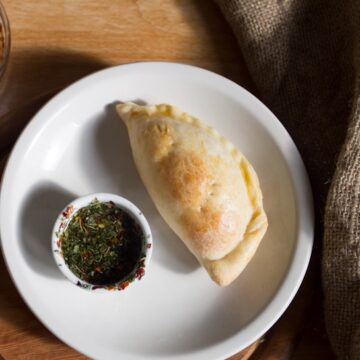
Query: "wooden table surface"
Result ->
[[0, 1, 335, 359]]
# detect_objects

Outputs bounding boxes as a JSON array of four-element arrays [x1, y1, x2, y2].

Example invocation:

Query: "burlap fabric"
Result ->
[[214, 1, 360, 358]]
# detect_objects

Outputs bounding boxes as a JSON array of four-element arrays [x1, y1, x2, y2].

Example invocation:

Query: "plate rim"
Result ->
[[0, 61, 314, 359]]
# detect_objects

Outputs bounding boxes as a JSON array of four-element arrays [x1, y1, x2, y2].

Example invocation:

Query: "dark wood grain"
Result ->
[[0, 0, 334, 359]]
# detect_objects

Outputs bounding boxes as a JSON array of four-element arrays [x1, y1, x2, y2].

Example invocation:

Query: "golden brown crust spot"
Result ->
[[181, 204, 221, 236], [180, 204, 222, 257], [159, 152, 209, 206], [180, 204, 239, 260]]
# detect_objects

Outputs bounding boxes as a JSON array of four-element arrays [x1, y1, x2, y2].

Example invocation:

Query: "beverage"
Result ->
[[0, 1, 10, 80]]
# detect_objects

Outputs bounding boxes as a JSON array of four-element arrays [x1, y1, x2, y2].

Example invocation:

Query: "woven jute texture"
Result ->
[[215, 1, 360, 358]]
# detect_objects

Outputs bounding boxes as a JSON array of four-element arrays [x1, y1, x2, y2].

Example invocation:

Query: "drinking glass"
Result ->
[[0, 1, 10, 81]]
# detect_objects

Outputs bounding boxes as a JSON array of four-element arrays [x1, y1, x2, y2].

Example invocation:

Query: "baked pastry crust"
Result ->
[[116, 102, 268, 286]]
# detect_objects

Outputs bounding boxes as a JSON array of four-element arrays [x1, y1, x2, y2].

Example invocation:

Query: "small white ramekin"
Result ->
[[52, 193, 152, 292]]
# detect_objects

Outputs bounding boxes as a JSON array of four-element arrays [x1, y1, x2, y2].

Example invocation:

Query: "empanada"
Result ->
[[116, 102, 268, 286]]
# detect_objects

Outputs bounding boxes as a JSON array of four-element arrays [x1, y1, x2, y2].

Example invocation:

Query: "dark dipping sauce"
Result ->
[[61, 199, 143, 285]]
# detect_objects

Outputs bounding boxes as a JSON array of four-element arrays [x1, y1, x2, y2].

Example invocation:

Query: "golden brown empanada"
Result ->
[[116, 102, 268, 286]]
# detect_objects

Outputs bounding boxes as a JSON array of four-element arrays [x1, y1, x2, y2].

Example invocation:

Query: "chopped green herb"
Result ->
[[61, 199, 143, 285]]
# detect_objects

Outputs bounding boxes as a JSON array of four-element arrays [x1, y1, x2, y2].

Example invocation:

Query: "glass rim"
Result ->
[[0, 0, 11, 80]]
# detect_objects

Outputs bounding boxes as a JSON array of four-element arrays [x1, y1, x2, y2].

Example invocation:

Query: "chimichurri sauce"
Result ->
[[61, 199, 143, 285]]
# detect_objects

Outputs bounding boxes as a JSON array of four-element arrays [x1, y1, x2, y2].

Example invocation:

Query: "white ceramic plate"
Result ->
[[0, 62, 313, 359]]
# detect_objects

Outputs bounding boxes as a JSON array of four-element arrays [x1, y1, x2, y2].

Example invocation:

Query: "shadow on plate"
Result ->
[[19, 182, 76, 279], [0, 48, 109, 157], [85, 101, 199, 274]]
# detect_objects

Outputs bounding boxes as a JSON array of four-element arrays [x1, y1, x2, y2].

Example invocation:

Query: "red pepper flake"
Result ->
[[119, 281, 129, 290], [106, 201, 115, 208], [147, 243, 152, 249], [56, 235, 65, 247], [139, 259, 145, 267], [62, 205, 74, 218], [136, 267, 145, 279]]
